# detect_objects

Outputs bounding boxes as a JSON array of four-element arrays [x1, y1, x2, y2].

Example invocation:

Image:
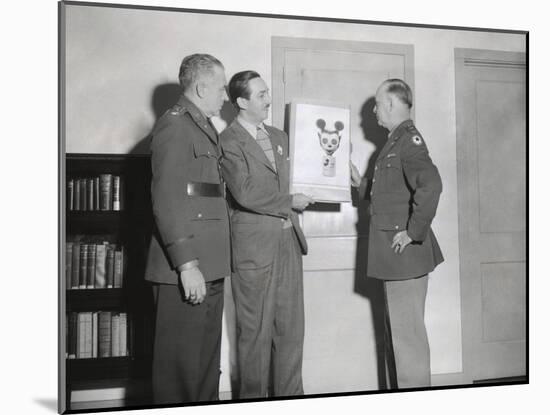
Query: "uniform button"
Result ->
[[281, 218, 284, 222], [387, 163, 391, 167], [375, 166, 378, 170], [372, 178, 376, 183], [198, 213, 202, 218], [394, 225, 399, 229]]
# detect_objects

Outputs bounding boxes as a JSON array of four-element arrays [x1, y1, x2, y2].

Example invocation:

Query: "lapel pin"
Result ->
[[277, 145, 283, 156]]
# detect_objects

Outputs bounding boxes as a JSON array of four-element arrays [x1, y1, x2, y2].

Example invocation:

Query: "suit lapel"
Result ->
[[267, 127, 287, 191], [232, 121, 277, 174]]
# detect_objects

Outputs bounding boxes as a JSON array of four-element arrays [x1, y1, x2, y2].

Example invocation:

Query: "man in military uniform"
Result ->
[[351, 79, 443, 389], [220, 70, 314, 398], [145, 54, 231, 404]]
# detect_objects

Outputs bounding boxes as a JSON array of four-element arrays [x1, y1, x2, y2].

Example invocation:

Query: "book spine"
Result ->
[[106, 245, 115, 288], [83, 312, 92, 358], [79, 178, 87, 212], [99, 174, 113, 211], [92, 312, 98, 358], [87, 178, 94, 211], [119, 176, 124, 211], [66, 242, 73, 290], [119, 312, 127, 357], [114, 249, 123, 288], [76, 313, 84, 358], [68, 312, 77, 359], [98, 311, 112, 358], [86, 244, 96, 289], [111, 313, 121, 357], [94, 177, 100, 211], [74, 179, 81, 211], [113, 176, 121, 211], [68, 179, 74, 211], [79, 244, 88, 289], [71, 242, 80, 289], [94, 243, 107, 289]]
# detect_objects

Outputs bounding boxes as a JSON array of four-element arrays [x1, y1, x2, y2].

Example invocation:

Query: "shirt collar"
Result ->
[[237, 115, 268, 139]]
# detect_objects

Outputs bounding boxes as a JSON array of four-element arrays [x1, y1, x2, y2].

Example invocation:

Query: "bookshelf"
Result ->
[[64, 154, 154, 409]]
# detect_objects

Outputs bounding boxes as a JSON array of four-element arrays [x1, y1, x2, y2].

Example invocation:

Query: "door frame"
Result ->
[[454, 47, 527, 383], [271, 36, 415, 130]]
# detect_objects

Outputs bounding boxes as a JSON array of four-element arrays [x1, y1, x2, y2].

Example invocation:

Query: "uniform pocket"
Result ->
[[188, 197, 226, 221], [373, 213, 407, 231], [380, 158, 403, 190]]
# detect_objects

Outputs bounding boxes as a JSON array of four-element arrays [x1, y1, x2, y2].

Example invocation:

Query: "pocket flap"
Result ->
[[193, 141, 217, 158], [372, 213, 407, 231]]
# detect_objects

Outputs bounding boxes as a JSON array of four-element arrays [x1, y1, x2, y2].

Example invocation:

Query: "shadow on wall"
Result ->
[[129, 83, 183, 155], [352, 96, 396, 390]]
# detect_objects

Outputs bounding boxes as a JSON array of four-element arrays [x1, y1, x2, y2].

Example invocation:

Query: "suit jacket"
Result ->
[[220, 119, 307, 271], [367, 119, 444, 280], [145, 95, 231, 284]]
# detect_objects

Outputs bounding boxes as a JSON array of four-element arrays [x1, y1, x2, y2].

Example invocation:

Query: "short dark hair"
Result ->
[[228, 70, 261, 105], [383, 79, 413, 109], [178, 54, 223, 91]]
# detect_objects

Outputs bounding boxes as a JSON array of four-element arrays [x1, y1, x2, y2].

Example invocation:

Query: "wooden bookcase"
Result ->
[[64, 154, 154, 410]]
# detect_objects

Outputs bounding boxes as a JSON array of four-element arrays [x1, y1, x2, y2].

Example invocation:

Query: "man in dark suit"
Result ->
[[220, 70, 314, 398], [351, 79, 444, 389], [145, 54, 231, 404]]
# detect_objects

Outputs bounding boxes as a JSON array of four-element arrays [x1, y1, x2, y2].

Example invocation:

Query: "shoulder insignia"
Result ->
[[169, 104, 185, 116], [411, 135, 423, 146]]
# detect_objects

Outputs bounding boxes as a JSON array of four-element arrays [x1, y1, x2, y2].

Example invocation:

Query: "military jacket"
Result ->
[[145, 95, 231, 284], [367, 119, 444, 280]]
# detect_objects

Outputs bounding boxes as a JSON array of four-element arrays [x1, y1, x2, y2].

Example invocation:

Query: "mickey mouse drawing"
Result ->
[[316, 118, 344, 177]]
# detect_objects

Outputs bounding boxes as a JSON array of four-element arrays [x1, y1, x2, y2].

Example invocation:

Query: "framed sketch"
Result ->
[[288, 100, 352, 202]]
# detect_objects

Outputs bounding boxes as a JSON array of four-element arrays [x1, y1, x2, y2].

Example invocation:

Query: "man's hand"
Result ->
[[391, 230, 413, 254], [179, 266, 206, 305], [350, 162, 362, 188], [292, 193, 315, 211]]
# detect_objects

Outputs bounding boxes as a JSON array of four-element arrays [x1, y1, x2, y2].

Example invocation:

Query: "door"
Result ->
[[272, 37, 414, 392], [272, 37, 414, 238], [455, 48, 527, 382]]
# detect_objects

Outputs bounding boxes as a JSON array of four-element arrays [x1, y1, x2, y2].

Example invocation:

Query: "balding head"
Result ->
[[374, 78, 413, 130]]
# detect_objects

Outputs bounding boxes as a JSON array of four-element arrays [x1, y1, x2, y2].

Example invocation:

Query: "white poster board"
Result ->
[[288, 100, 352, 202]]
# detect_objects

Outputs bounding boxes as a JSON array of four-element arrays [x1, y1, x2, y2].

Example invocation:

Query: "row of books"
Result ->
[[67, 311, 129, 359], [68, 174, 123, 211], [66, 241, 125, 289]]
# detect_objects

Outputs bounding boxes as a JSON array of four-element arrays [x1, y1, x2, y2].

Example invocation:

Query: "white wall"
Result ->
[[64, 3, 525, 395]]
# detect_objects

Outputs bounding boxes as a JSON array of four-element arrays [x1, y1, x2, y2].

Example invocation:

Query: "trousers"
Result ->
[[151, 278, 225, 404], [383, 274, 431, 389], [232, 228, 304, 398]]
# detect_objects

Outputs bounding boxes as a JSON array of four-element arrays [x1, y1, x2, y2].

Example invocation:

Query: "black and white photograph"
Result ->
[[4, 0, 545, 414], [57, 0, 529, 413]]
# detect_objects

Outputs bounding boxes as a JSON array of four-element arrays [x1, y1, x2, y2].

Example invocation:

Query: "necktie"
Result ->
[[256, 127, 277, 172]]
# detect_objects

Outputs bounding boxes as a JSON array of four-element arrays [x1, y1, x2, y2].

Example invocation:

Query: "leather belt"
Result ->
[[187, 182, 224, 197]]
